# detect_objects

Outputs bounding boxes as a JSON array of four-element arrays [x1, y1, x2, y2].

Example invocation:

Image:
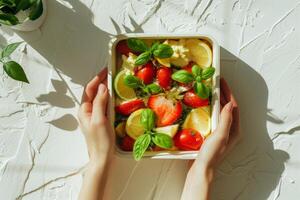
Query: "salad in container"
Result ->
[[108, 34, 220, 160]]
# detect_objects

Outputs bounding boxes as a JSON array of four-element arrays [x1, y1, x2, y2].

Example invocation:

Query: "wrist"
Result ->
[[188, 164, 214, 184]]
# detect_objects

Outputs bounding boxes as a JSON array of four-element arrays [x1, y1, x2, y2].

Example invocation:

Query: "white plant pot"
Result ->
[[10, 0, 47, 32]]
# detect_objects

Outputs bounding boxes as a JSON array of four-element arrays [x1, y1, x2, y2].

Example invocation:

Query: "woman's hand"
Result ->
[[181, 78, 241, 200], [78, 67, 114, 165], [78, 68, 114, 200]]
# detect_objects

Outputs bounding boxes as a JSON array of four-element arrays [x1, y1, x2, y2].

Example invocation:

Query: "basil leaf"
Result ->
[[3, 61, 29, 83], [146, 83, 161, 94], [123, 74, 142, 88], [29, 0, 43, 20], [150, 41, 160, 53], [192, 64, 202, 77], [194, 82, 209, 99], [1, 42, 22, 58], [127, 38, 149, 52], [153, 44, 173, 58], [16, 0, 35, 11], [135, 51, 151, 66], [202, 67, 215, 80], [152, 133, 173, 149], [133, 133, 151, 161], [0, 13, 19, 26], [140, 108, 155, 131], [0, 0, 16, 8], [171, 70, 194, 83]]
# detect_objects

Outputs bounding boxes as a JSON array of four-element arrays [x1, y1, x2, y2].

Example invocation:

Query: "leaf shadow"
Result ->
[[47, 114, 78, 131], [36, 79, 75, 108]]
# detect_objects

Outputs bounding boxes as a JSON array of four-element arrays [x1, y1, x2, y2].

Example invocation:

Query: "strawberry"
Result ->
[[116, 40, 132, 56], [157, 67, 172, 89], [136, 62, 155, 84], [148, 95, 182, 127], [115, 99, 145, 116], [120, 135, 135, 151], [183, 90, 209, 108]]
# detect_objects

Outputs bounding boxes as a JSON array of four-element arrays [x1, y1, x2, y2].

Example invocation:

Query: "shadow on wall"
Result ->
[[210, 47, 289, 200]]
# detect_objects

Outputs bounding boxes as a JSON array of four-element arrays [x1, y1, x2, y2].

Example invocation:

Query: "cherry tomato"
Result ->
[[174, 129, 203, 150], [136, 62, 155, 84], [115, 99, 145, 116], [183, 90, 209, 108], [120, 136, 135, 151]]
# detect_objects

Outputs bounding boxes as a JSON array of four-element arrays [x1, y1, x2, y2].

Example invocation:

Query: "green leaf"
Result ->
[[16, 0, 33, 11], [140, 108, 155, 131], [135, 51, 151, 66], [133, 133, 151, 161], [202, 67, 215, 80], [152, 133, 173, 149], [194, 82, 209, 99], [153, 44, 173, 58], [192, 64, 202, 77], [0, 0, 16, 8], [127, 38, 149, 52], [123, 74, 142, 89], [150, 41, 160, 53], [28, 0, 43, 20], [1, 42, 22, 58], [0, 13, 19, 25], [3, 61, 29, 83], [146, 83, 161, 94], [171, 70, 194, 84]]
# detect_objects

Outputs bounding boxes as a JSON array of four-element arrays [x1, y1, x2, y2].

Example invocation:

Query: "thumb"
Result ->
[[91, 83, 108, 123], [217, 101, 233, 139]]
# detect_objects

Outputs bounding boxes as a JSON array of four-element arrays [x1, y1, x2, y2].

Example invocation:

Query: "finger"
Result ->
[[82, 68, 108, 103], [216, 102, 233, 139], [91, 83, 109, 123], [220, 78, 238, 107], [220, 88, 227, 107]]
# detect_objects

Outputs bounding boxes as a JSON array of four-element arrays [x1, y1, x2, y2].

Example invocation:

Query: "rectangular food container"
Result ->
[[108, 34, 220, 159]]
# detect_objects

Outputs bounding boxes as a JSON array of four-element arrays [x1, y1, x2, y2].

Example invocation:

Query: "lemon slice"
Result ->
[[154, 124, 179, 138], [126, 109, 146, 140], [114, 70, 136, 100], [115, 122, 126, 138], [185, 39, 212, 68], [156, 57, 171, 67], [183, 106, 211, 137]]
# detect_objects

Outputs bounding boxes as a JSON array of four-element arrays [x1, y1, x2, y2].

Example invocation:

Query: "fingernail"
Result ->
[[226, 102, 233, 112], [98, 84, 106, 93]]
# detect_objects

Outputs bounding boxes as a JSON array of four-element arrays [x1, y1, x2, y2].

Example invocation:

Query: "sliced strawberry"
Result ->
[[183, 90, 209, 108], [182, 62, 194, 73], [120, 135, 135, 151], [136, 62, 155, 84], [157, 67, 172, 89], [116, 40, 132, 56], [115, 99, 145, 116], [148, 95, 182, 127]]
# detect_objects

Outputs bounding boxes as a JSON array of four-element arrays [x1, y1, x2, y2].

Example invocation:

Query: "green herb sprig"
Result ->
[[124, 74, 161, 96], [0, 0, 43, 26], [133, 109, 173, 160], [0, 42, 29, 83], [127, 38, 174, 66], [171, 65, 215, 99]]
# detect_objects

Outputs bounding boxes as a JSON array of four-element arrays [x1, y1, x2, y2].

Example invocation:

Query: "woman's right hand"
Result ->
[[181, 78, 241, 200]]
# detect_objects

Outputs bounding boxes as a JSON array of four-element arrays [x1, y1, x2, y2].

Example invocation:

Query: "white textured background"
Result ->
[[1, 0, 300, 199]]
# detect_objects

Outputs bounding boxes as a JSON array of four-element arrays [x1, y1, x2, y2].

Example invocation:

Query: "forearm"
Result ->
[[181, 166, 214, 200], [78, 156, 112, 200]]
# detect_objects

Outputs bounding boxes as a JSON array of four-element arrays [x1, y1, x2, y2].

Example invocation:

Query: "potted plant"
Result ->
[[0, 0, 47, 31]]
